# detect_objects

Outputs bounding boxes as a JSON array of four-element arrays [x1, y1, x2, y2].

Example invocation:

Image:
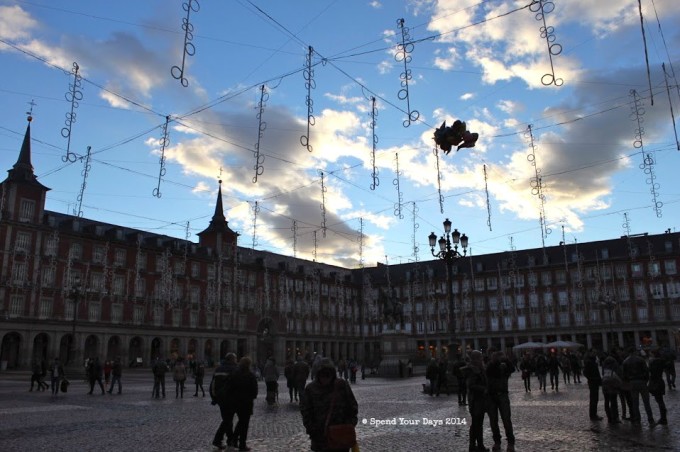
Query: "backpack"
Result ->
[[602, 368, 622, 389], [210, 371, 232, 403]]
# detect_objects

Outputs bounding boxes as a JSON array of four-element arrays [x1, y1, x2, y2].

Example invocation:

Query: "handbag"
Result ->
[[60, 378, 70, 393], [325, 380, 357, 450]]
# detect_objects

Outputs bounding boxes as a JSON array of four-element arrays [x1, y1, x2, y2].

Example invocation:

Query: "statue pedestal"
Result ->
[[378, 331, 413, 378]]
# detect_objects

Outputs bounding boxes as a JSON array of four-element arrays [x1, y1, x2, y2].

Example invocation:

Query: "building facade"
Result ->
[[1, 118, 679, 370]]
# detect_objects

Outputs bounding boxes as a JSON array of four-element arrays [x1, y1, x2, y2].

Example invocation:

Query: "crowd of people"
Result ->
[[447, 345, 676, 452]]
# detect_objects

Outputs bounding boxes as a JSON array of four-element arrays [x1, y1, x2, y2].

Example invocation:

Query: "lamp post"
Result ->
[[69, 275, 82, 366], [429, 218, 468, 358], [600, 291, 616, 352]]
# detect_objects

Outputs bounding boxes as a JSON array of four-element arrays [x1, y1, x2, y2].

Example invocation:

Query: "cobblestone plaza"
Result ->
[[0, 366, 677, 451]]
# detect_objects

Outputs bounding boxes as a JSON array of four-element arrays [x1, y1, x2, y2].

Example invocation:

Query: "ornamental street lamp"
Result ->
[[429, 218, 468, 357], [600, 291, 617, 352], [69, 275, 82, 366]]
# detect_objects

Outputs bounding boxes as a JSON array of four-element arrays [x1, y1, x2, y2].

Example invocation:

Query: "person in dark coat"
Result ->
[[463, 350, 489, 452], [87, 357, 105, 395], [193, 361, 206, 397], [519, 353, 534, 392], [583, 350, 603, 421], [534, 353, 548, 392], [300, 358, 358, 452], [452, 355, 468, 405], [648, 349, 667, 425], [284, 359, 296, 403], [152, 357, 168, 398], [293, 355, 311, 404], [622, 348, 655, 426], [425, 358, 438, 397], [211, 353, 239, 450], [228, 357, 258, 451], [486, 350, 516, 452], [547, 351, 562, 391], [107, 357, 123, 394], [49, 357, 64, 396], [601, 355, 622, 424], [437, 358, 449, 396]]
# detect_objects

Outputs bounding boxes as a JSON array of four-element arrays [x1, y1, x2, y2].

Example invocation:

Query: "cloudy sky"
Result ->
[[1, 0, 679, 268]]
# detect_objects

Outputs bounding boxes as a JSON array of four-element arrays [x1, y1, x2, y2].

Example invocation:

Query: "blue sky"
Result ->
[[1, 0, 679, 268]]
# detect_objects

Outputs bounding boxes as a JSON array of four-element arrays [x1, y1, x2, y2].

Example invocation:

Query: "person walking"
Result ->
[[601, 355, 622, 424], [107, 357, 122, 395], [547, 351, 562, 391], [486, 350, 516, 452], [648, 349, 668, 425], [284, 359, 296, 403], [229, 357, 259, 451], [622, 348, 655, 427], [534, 353, 548, 392], [87, 357, 106, 395], [425, 358, 439, 397], [174, 357, 188, 398], [560, 353, 572, 384], [193, 361, 206, 397], [570, 352, 582, 384], [583, 350, 604, 421], [300, 358, 358, 452], [152, 357, 168, 398], [49, 357, 64, 396], [103, 360, 112, 385], [293, 355, 310, 403], [519, 353, 534, 393], [452, 354, 468, 405], [464, 350, 489, 452], [437, 358, 449, 396], [263, 356, 279, 406], [211, 353, 239, 450], [661, 346, 676, 390], [29, 360, 48, 391]]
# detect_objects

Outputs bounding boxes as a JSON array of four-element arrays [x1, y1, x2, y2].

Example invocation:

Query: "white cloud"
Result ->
[[0, 6, 37, 41]]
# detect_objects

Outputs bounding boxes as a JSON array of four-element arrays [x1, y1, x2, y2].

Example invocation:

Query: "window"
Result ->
[[137, 252, 147, 271], [634, 283, 647, 300], [15, 232, 31, 252], [517, 315, 526, 330], [19, 199, 35, 222], [41, 266, 55, 287], [69, 242, 83, 260], [44, 236, 58, 257], [90, 272, 105, 292], [135, 278, 146, 298], [205, 312, 214, 329], [88, 302, 101, 321], [601, 248, 609, 259], [174, 261, 184, 275], [665, 241, 673, 253], [134, 305, 144, 325], [474, 278, 485, 291], [555, 270, 566, 284], [9, 295, 24, 317], [489, 297, 498, 310], [111, 304, 122, 323], [490, 317, 499, 331], [190, 286, 200, 304], [648, 262, 661, 277], [560, 312, 570, 326], [545, 313, 555, 326], [617, 284, 630, 301], [574, 310, 585, 326], [541, 272, 552, 286], [667, 281, 680, 298], [190, 311, 198, 328], [155, 254, 165, 272], [615, 264, 627, 278], [39, 298, 52, 319], [529, 293, 538, 308], [664, 260, 677, 275], [93, 246, 106, 264], [558, 291, 568, 305], [112, 275, 125, 296], [637, 306, 648, 322], [543, 292, 553, 307], [114, 249, 126, 266], [12, 262, 27, 283], [515, 274, 525, 287], [631, 263, 643, 277], [528, 273, 538, 287], [172, 310, 181, 327], [191, 262, 200, 278], [503, 295, 512, 310], [516, 294, 525, 309], [486, 277, 497, 290], [503, 316, 512, 330], [650, 283, 664, 299]]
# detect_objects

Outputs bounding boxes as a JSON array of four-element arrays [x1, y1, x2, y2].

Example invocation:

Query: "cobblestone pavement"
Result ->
[[0, 367, 678, 451]]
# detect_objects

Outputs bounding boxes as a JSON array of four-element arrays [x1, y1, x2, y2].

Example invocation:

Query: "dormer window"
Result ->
[[19, 199, 35, 222]]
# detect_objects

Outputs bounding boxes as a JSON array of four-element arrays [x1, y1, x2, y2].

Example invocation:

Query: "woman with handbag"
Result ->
[[301, 358, 358, 452]]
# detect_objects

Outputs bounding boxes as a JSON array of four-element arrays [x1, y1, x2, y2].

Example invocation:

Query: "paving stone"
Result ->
[[0, 367, 678, 451]]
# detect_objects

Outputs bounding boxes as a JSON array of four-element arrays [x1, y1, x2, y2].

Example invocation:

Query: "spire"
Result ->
[[197, 179, 237, 238], [213, 179, 225, 224], [4, 115, 49, 190]]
